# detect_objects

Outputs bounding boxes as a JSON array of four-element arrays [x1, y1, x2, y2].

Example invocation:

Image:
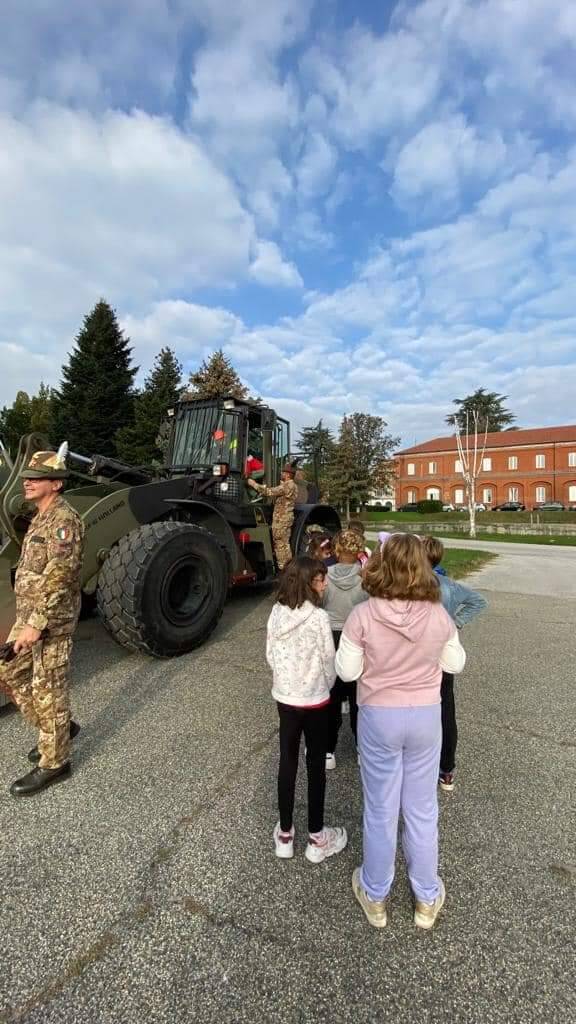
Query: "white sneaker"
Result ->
[[273, 822, 294, 859], [305, 826, 348, 864], [414, 879, 446, 929], [325, 753, 336, 771]]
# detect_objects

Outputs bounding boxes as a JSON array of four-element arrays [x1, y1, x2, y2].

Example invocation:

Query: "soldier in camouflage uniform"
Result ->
[[1, 446, 85, 797], [247, 464, 298, 570]]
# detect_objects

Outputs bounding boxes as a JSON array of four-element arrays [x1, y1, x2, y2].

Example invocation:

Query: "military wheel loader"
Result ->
[[0, 398, 340, 696]]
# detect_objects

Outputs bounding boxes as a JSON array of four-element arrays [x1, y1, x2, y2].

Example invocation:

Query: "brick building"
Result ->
[[395, 425, 576, 509]]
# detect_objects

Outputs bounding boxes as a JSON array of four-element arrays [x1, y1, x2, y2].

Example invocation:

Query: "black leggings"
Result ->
[[277, 702, 329, 834], [327, 630, 358, 754], [440, 672, 457, 773]]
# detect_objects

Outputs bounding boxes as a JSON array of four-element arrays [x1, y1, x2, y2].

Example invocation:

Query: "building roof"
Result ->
[[398, 425, 576, 456]]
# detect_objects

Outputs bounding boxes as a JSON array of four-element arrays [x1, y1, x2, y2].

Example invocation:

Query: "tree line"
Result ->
[[0, 299, 516, 512], [0, 300, 249, 464]]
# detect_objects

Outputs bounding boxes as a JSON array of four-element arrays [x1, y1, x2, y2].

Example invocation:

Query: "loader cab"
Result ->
[[166, 397, 290, 500]]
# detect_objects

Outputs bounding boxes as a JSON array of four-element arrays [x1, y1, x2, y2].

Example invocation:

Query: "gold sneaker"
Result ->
[[352, 868, 387, 928], [414, 879, 446, 929]]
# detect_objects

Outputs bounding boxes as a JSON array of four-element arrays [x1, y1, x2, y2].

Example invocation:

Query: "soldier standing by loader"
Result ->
[[247, 464, 297, 570], [0, 444, 84, 796]]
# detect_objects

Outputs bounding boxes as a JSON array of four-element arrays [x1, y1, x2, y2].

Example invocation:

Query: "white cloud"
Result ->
[[297, 132, 337, 197], [0, 103, 254, 319], [303, 25, 441, 148], [188, 0, 310, 231], [249, 241, 303, 289], [390, 115, 522, 207], [0, 0, 187, 112], [122, 301, 242, 370]]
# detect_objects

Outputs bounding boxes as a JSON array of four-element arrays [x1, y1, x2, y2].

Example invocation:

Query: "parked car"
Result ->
[[397, 502, 419, 512], [534, 501, 565, 511], [492, 501, 526, 512], [472, 502, 486, 512], [442, 503, 455, 512]]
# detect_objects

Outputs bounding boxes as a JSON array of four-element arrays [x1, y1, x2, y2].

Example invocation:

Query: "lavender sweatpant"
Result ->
[[358, 704, 442, 904]]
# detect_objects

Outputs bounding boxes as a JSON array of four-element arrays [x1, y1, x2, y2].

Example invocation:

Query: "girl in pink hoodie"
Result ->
[[336, 534, 465, 930]]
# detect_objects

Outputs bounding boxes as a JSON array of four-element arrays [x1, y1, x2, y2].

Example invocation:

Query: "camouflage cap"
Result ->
[[281, 463, 296, 476], [21, 443, 69, 480]]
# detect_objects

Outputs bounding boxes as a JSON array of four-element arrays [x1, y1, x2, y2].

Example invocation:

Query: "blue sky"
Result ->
[[1, 0, 576, 444]]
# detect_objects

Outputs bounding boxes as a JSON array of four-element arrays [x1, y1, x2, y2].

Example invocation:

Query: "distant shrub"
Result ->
[[416, 500, 443, 514]]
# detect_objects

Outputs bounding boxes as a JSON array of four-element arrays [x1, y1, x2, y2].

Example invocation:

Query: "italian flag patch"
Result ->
[[56, 526, 70, 542]]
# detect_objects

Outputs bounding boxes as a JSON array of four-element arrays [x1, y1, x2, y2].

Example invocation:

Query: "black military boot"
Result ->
[[28, 720, 80, 764], [10, 763, 71, 796]]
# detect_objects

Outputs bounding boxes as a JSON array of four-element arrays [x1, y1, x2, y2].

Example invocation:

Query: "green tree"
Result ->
[[327, 413, 399, 516], [0, 390, 32, 455], [297, 419, 335, 491], [51, 300, 138, 456], [116, 347, 183, 465], [186, 349, 247, 401], [446, 388, 516, 433], [30, 382, 55, 438], [327, 417, 366, 518]]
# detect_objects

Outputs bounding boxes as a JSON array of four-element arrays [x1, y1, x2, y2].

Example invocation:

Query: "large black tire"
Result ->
[[97, 522, 229, 658]]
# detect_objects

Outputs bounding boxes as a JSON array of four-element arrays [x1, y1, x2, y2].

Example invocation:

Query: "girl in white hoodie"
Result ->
[[266, 556, 348, 863]]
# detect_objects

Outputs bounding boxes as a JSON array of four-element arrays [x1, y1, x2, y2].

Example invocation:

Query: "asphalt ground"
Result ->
[[0, 578, 574, 1024]]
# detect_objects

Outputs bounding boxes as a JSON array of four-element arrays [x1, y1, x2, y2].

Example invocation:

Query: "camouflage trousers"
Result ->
[[272, 527, 293, 571], [0, 628, 72, 769]]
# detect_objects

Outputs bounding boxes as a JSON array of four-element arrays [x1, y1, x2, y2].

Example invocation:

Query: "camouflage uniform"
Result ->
[[251, 478, 298, 570], [1, 495, 84, 769]]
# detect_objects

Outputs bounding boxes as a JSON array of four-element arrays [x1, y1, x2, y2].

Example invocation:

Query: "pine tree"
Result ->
[[186, 349, 247, 401], [0, 391, 32, 455], [446, 388, 516, 433], [51, 300, 138, 457], [116, 347, 183, 465]]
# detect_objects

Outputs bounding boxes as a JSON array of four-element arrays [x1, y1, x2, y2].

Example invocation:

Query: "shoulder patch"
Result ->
[[56, 526, 71, 542]]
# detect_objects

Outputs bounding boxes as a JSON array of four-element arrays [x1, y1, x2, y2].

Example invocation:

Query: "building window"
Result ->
[[508, 456, 518, 470], [407, 489, 417, 503], [454, 488, 464, 505], [535, 486, 546, 503], [428, 461, 437, 475], [508, 486, 519, 502], [482, 458, 492, 471], [569, 453, 576, 468], [407, 463, 415, 476], [454, 459, 463, 473], [483, 488, 493, 504], [427, 487, 441, 500], [569, 485, 576, 503], [535, 454, 545, 469]]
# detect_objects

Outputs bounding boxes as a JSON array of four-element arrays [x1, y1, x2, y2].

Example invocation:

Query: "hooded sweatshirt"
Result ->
[[323, 563, 368, 631], [335, 598, 465, 707], [266, 601, 336, 707]]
